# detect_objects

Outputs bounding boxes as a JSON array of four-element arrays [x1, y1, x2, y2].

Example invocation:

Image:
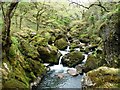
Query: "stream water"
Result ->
[[36, 46, 88, 89]]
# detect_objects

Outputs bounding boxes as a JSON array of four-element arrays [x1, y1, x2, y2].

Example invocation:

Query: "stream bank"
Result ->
[[1, 1, 120, 89]]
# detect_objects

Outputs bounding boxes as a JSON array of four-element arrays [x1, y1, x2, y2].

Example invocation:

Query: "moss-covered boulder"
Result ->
[[70, 39, 81, 49], [86, 66, 120, 88], [26, 58, 46, 77], [63, 51, 84, 67], [54, 38, 68, 50], [84, 55, 99, 73], [20, 39, 40, 60], [30, 35, 48, 46], [37, 45, 58, 64]]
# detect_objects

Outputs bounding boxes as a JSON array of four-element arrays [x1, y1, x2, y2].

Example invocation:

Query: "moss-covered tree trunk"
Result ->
[[1, 2, 18, 59], [101, 11, 120, 67]]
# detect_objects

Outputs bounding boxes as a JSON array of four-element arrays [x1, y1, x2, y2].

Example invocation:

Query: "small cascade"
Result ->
[[50, 46, 70, 73], [66, 45, 70, 52], [59, 56, 63, 65], [81, 54, 88, 65], [58, 45, 70, 65], [81, 52, 93, 65]]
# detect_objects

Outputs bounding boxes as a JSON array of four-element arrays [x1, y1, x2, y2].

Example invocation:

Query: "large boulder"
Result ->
[[86, 66, 120, 88], [67, 68, 78, 76], [54, 38, 68, 50], [63, 51, 84, 67], [26, 58, 46, 77], [37, 45, 58, 64], [20, 39, 40, 60], [84, 55, 99, 73]]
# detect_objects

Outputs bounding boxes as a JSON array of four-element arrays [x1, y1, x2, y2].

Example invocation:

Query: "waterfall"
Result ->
[[59, 56, 63, 65], [81, 54, 88, 64], [58, 46, 70, 65], [50, 46, 70, 72], [66, 45, 70, 52]]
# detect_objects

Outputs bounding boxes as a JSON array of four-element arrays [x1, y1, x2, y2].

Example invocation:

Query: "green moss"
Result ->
[[11, 36, 19, 46], [9, 36, 20, 58], [9, 44, 17, 57], [87, 66, 120, 88], [27, 58, 46, 76], [37, 46, 58, 63], [31, 34, 48, 46], [44, 32, 51, 40], [84, 51, 105, 72], [3, 79, 28, 88], [55, 38, 68, 50], [8, 64, 30, 88], [30, 72, 36, 79], [20, 40, 39, 59], [63, 51, 84, 67]]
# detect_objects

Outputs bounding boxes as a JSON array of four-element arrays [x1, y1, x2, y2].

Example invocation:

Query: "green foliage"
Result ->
[[11, 36, 19, 46], [9, 44, 17, 57]]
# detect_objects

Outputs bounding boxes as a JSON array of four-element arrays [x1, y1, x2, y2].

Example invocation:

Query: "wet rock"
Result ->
[[63, 51, 84, 67], [75, 64, 84, 74], [30, 77, 41, 88], [81, 73, 96, 88], [79, 38, 90, 44], [87, 66, 120, 88], [55, 73, 64, 79], [67, 68, 78, 76], [54, 38, 68, 50]]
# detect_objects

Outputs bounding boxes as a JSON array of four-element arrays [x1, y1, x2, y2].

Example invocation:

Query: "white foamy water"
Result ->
[[59, 56, 63, 65], [81, 54, 88, 64]]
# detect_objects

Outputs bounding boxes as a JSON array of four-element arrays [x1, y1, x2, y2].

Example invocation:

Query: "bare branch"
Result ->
[[69, 1, 109, 12], [6, 2, 19, 17], [10, 3, 18, 18], [0, 2, 5, 20]]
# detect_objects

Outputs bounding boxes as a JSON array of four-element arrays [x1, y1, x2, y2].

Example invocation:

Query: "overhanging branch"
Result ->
[[69, 1, 109, 12]]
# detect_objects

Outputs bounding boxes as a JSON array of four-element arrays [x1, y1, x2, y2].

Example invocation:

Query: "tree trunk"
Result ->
[[36, 17, 39, 31], [2, 2, 18, 59]]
